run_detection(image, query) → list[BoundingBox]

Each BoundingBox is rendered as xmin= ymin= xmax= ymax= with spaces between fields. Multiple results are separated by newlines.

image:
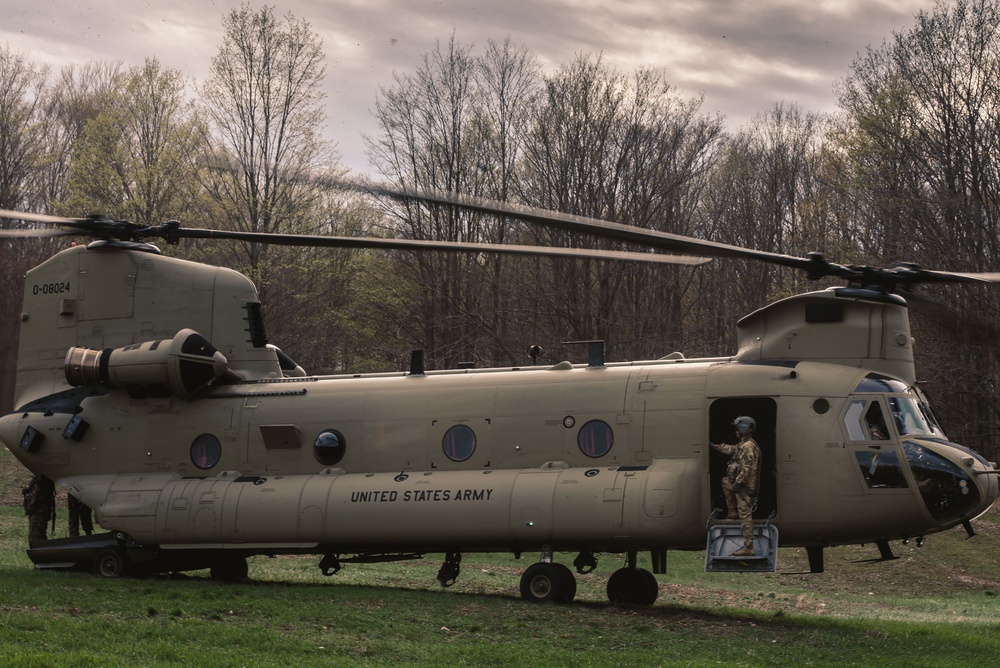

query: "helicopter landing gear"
xmin=573 ymin=549 xmax=598 ymax=574
xmin=437 ymin=552 xmax=462 ymax=587
xmin=519 ymin=548 xmax=577 ymax=604
xmin=606 ymin=551 xmax=658 ymax=606
xmin=519 ymin=561 xmax=577 ymax=603
xmin=93 ymin=547 xmax=128 ymax=578
xmin=210 ymin=555 xmax=249 ymax=582
xmin=606 ymin=567 xmax=658 ymax=606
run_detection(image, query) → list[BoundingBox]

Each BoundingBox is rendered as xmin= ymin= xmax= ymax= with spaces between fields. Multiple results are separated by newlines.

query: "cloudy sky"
xmin=3 ymin=0 xmax=931 ymax=174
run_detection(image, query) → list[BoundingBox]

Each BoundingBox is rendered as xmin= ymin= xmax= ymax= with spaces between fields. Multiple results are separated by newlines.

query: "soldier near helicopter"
xmin=712 ymin=416 xmax=762 ymax=557
xmin=68 ymin=495 xmax=94 ymax=537
xmin=22 ymin=475 xmax=55 ymax=545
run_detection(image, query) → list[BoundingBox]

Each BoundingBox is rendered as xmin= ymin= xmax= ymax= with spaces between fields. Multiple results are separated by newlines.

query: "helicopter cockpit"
xmin=845 ymin=373 xmax=990 ymax=524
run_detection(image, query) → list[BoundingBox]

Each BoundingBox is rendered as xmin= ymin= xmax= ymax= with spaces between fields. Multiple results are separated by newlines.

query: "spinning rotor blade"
xmin=0 ymin=209 xmax=87 ymax=238
xmin=0 ymin=209 xmax=145 ymax=241
xmin=0 ymin=209 xmax=85 ymax=226
xmin=162 ymin=226 xmax=709 ymax=265
xmin=340 ymin=181 xmax=821 ymax=270
xmin=0 ymin=227 xmax=77 ymax=238
xmin=905 ymin=267 xmax=1000 ymax=284
xmin=340 ymin=181 xmax=1000 ymax=289
xmin=0 ymin=208 xmax=708 ymax=266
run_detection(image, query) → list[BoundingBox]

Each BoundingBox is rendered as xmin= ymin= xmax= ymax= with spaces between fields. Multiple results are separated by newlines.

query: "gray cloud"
xmin=2 ymin=0 xmax=929 ymax=173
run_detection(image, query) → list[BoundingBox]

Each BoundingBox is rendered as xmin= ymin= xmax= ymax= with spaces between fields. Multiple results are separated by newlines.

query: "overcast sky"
xmin=3 ymin=0 xmax=931 ymax=175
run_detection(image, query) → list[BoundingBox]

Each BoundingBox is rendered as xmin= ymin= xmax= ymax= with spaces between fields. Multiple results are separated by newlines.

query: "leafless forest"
xmin=3 ymin=1 xmax=1000 ymax=459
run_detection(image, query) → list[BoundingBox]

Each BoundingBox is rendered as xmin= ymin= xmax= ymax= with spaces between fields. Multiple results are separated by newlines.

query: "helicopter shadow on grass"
xmin=125 ymin=568 xmax=797 ymax=628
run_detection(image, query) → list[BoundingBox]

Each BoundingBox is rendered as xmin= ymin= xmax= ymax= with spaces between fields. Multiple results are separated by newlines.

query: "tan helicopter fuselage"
xmin=1 ymin=244 xmax=996 ymax=564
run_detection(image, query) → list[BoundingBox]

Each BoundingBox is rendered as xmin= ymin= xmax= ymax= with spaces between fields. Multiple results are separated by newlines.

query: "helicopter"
xmin=0 ymin=183 xmax=997 ymax=606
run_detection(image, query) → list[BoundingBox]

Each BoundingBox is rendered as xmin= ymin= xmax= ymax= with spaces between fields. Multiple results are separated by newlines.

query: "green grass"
xmin=1 ymin=447 xmax=999 ymax=666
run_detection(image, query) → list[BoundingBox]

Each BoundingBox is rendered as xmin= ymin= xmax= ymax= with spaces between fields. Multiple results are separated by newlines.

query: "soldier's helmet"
xmin=732 ymin=416 xmax=756 ymax=435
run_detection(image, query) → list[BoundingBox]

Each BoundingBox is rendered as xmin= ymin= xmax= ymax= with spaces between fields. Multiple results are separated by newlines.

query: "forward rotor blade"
xmin=167 ymin=228 xmax=710 ymax=265
xmin=0 ymin=227 xmax=77 ymax=238
xmin=0 ymin=209 xmax=86 ymax=226
xmin=0 ymin=209 xmax=98 ymax=239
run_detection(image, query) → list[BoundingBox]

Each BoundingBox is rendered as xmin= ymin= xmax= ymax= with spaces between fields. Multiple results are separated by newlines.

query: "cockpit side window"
xmin=844 ymin=399 xmax=890 ymax=441
xmin=845 ymin=400 xmax=867 ymax=441
xmin=865 ymin=402 xmax=889 ymax=440
xmin=854 ymin=448 xmax=909 ymax=488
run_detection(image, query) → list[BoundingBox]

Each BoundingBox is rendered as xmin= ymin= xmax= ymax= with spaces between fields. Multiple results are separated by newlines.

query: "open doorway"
xmin=709 ymin=397 xmax=778 ymax=520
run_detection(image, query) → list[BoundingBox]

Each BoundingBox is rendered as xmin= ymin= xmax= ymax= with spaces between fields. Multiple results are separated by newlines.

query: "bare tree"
xmin=517 ymin=55 xmax=722 ymax=361
xmin=696 ymin=106 xmax=842 ymax=359
xmin=368 ymin=35 xmax=542 ymax=369
xmin=38 ymin=60 xmax=124 ymax=215
xmin=62 ymin=58 xmax=201 ymax=224
xmin=837 ymin=0 xmax=1000 ymax=457
xmin=199 ymin=3 xmax=339 ymax=309
xmin=0 ymin=46 xmax=50 ymax=412
xmin=0 ymin=45 xmax=47 ymax=211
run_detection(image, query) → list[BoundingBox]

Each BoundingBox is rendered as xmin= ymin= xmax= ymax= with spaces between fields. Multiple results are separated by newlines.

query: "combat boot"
xmin=732 ymin=545 xmax=755 ymax=557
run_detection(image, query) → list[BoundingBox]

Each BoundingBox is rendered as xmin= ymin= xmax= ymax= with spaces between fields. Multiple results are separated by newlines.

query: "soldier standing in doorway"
xmin=22 ymin=475 xmax=55 ymax=545
xmin=711 ymin=416 xmax=762 ymax=557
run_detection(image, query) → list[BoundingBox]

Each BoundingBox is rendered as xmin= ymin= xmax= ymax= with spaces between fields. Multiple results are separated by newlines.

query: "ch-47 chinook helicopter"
xmin=1 ymin=183 xmax=998 ymax=607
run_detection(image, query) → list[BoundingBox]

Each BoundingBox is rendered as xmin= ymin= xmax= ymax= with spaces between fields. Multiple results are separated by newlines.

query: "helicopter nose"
xmin=903 ymin=439 xmax=998 ymax=525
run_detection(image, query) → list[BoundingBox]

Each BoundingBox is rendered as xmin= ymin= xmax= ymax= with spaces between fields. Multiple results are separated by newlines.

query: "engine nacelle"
xmin=64 ymin=329 xmax=228 ymax=399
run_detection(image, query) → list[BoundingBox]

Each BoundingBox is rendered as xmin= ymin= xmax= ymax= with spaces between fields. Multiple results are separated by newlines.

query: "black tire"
xmin=636 ymin=568 xmax=659 ymax=606
xmin=551 ymin=562 xmax=578 ymax=603
xmin=520 ymin=562 xmax=574 ymax=603
xmin=607 ymin=567 xmax=658 ymax=606
xmin=93 ymin=548 xmax=127 ymax=578
xmin=210 ymin=556 xmax=249 ymax=582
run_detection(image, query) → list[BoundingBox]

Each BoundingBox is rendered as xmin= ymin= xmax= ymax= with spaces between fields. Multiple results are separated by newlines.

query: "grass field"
xmin=1 ymin=446 xmax=999 ymax=666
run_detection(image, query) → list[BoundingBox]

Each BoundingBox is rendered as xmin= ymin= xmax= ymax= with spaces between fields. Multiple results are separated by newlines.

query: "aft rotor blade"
xmin=912 ymin=269 xmax=1000 ymax=284
xmin=166 ymin=228 xmax=710 ymax=265
xmin=342 ymin=181 xmax=819 ymax=271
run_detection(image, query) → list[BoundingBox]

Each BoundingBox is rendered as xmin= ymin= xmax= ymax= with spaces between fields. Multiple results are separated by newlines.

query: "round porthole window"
xmin=443 ymin=424 xmax=477 ymax=462
xmin=190 ymin=433 xmax=222 ymax=469
xmin=314 ymin=430 xmax=346 ymax=466
xmin=577 ymin=420 xmax=614 ymax=458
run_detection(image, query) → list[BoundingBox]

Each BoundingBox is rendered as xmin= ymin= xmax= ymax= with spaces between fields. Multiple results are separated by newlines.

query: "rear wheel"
xmin=93 ymin=548 xmax=127 ymax=578
xmin=606 ymin=567 xmax=658 ymax=606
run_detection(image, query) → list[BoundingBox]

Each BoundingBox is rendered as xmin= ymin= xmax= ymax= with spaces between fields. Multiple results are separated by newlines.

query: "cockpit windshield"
xmin=854 ymin=374 xmax=909 ymax=393
xmin=851 ymin=374 xmax=944 ymax=439
xmin=903 ymin=441 xmax=980 ymax=521
xmin=887 ymin=396 xmax=932 ymax=436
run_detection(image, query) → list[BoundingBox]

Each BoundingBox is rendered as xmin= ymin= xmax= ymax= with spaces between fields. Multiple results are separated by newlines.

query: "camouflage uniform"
xmin=22 ymin=475 xmax=55 ymax=545
xmin=68 ymin=495 xmax=94 ymax=537
xmin=713 ymin=435 xmax=761 ymax=552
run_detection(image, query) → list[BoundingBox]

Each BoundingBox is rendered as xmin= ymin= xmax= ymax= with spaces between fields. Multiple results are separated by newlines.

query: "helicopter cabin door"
xmin=708 ymin=397 xmax=778 ymax=520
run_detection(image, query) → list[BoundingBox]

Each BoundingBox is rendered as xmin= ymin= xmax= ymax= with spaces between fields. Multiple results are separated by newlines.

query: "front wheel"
xmin=520 ymin=562 xmax=576 ymax=603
